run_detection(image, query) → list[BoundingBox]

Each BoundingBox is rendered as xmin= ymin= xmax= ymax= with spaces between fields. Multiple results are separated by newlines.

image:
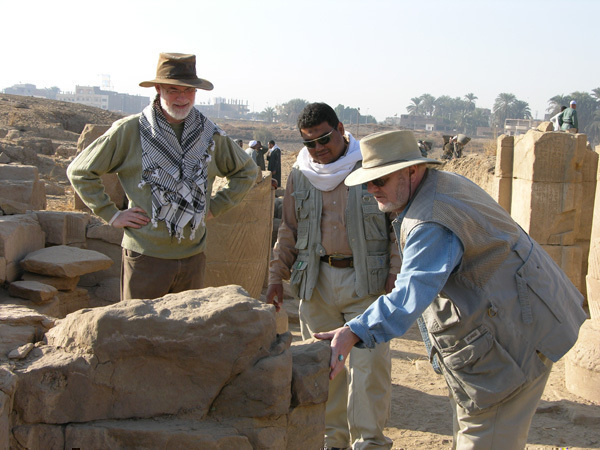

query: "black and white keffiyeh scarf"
xmin=139 ymin=97 xmax=223 ymax=241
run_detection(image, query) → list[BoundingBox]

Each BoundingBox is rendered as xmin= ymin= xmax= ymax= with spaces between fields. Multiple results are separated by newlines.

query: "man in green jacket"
xmin=68 ymin=53 xmax=257 ymax=301
xmin=561 ymin=100 xmax=579 ymax=132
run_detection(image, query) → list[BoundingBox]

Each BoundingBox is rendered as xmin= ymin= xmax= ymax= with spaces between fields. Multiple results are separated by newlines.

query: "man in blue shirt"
xmin=316 ymin=130 xmax=587 ymax=449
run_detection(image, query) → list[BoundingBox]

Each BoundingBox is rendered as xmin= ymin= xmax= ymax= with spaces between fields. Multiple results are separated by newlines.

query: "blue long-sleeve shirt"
xmin=347 ymin=219 xmax=464 ymax=348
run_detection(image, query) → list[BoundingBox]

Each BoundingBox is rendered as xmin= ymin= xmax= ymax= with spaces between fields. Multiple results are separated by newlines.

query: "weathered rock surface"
xmin=20 ymin=245 xmax=113 ymax=278
xmin=8 ymin=281 xmax=57 ymax=304
xmin=5 ymin=285 xmax=329 ymax=448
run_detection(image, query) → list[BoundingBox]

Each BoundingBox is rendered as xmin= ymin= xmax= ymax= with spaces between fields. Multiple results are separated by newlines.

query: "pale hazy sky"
xmin=2 ymin=0 xmax=598 ymax=121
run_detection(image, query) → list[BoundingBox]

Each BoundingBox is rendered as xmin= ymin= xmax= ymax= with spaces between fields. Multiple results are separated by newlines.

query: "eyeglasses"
xmin=302 ymin=129 xmax=335 ymax=149
xmin=162 ymin=87 xmax=196 ymax=96
xmin=370 ymin=176 xmax=390 ymax=188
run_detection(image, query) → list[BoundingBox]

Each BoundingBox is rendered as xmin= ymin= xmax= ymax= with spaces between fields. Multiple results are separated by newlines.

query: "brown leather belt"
xmin=320 ymin=255 xmax=354 ymax=268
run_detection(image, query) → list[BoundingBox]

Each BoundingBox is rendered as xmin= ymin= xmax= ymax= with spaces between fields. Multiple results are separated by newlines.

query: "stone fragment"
xmin=541 ymin=245 xmax=583 ymax=291
xmin=0 ymin=367 xmax=17 ymax=449
xmin=0 ymin=164 xmax=39 ymax=181
xmin=494 ymin=134 xmax=514 ymax=178
xmin=0 ymin=180 xmax=45 ymax=211
xmin=20 ymin=245 xmax=113 ymax=278
xmin=64 ymin=420 xmax=252 ymax=449
xmin=11 ymin=424 xmax=64 ymax=449
xmin=290 ymin=339 xmax=330 ymax=407
xmin=205 ymin=174 xmax=274 ymax=299
xmin=57 ymin=287 xmax=90 ymax=318
xmin=536 ymin=121 xmax=554 ymax=132
xmin=511 ymin=178 xmax=581 ymax=246
xmin=0 ymin=153 xmax=9 ymax=164
xmin=286 ymin=403 xmax=327 ymax=450
xmin=0 ymin=198 xmax=28 ymax=215
xmin=8 ymin=343 xmax=34 ymax=360
xmin=0 ymin=214 xmax=45 ymax=281
xmin=79 ymin=239 xmax=121 ymax=286
xmin=14 ymin=286 xmax=277 ymax=424
xmin=86 ymin=220 xmax=123 ymax=245
xmin=8 ymin=280 xmax=58 ymax=304
xmin=34 ymin=211 xmax=89 ymax=245
xmin=512 ymin=131 xmax=586 ymax=183
xmin=209 ymin=333 xmax=292 ymax=419
xmin=21 ymin=272 xmax=80 ymax=291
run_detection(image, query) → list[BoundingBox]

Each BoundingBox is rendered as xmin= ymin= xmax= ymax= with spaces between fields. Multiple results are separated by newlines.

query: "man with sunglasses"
xmin=315 ymin=130 xmax=586 ymax=449
xmin=68 ymin=53 xmax=257 ymax=301
xmin=267 ymin=103 xmax=400 ymax=449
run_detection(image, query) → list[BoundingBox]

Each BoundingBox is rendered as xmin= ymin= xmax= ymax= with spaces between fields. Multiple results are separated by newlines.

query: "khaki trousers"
xmin=300 ymin=262 xmax=392 ymax=450
xmin=451 ymin=356 xmax=552 ymax=450
xmin=120 ymin=249 xmax=206 ymax=301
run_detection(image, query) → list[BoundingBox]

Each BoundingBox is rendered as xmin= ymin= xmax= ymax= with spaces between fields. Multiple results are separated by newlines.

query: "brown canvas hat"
xmin=139 ymin=53 xmax=214 ymax=90
xmin=345 ymin=130 xmax=441 ymax=186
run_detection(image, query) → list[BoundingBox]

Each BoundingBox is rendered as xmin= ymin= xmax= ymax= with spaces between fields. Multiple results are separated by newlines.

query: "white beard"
xmin=160 ymin=96 xmax=193 ymax=121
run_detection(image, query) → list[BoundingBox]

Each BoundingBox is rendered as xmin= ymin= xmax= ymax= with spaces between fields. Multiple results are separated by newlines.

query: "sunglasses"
xmin=302 ymin=129 xmax=335 ymax=149
xmin=370 ymin=175 xmax=390 ymax=188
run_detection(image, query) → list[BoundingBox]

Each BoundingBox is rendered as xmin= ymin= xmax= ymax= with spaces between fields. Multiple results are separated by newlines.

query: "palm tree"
xmin=591 ymin=87 xmax=600 ymax=102
xmin=420 ymin=93 xmax=436 ymax=117
xmin=261 ymin=106 xmax=276 ymax=123
xmin=547 ymin=94 xmax=570 ymax=116
xmin=406 ymin=97 xmax=422 ymax=115
xmin=511 ymin=100 xmax=532 ymax=120
xmin=464 ymin=93 xmax=478 ymax=111
xmin=492 ymin=93 xmax=516 ymax=128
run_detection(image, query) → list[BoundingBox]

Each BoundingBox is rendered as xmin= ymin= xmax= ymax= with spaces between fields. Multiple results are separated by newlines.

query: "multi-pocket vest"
xmin=398 ymin=169 xmax=587 ymax=414
xmin=289 ymin=168 xmax=391 ymax=300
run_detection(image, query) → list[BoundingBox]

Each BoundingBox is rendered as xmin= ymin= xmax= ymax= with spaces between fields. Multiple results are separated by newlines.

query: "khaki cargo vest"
xmin=289 ymin=167 xmax=390 ymax=300
xmin=398 ymin=169 xmax=587 ymax=414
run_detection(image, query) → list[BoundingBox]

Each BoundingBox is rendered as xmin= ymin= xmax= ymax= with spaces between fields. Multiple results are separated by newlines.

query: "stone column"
xmin=565 ymin=145 xmax=600 ymax=403
xmin=493 ymin=134 xmax=514 ymax=213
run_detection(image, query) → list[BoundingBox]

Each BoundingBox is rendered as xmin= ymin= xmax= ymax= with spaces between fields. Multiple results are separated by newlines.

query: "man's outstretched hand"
xmin=314 ymin=326 xmax=360 ymax=380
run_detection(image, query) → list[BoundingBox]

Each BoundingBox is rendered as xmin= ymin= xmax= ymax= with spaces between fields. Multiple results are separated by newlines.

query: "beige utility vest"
xmin=398 ymin=169 xmax=587 ymax=414
xmin=289 ymin=168 xmax=390 ymax=300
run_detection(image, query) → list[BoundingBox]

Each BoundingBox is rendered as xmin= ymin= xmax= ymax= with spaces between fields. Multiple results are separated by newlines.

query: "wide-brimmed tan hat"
xmin=345 ymin=130 xmax=441 ymax=186
xmin=139 ymin=53 xmax=214 ymax=90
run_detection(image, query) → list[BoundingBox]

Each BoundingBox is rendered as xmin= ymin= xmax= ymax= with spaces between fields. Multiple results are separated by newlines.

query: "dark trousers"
xmin=120 ymin=249 xmax=206 ymax=301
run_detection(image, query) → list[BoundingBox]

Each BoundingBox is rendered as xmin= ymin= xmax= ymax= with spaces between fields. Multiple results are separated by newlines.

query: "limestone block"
xmin=20 ymin=245 xmax=113 ymax=278
xmin=290 ymin=339 xmax=331 ymax=407
xmin=275 ymin=308 xmax=288 ymax=334
xmin=64 ymin=420 xmax=252 ymax=449
xmin=495 ymin=134 xmax=514 ymax=178
xmin=0 ymin=164 xmax=39 ymax=181
xmin=0 ymin=180 xmax=46 ymax=211
xmin=86 ymin=220 xmax=123 ymax=245
xmin=575 ymin=240 xmax=590 ymax=301
xmin=0 ymin=197 xmax=29 ymax=215
xmin=579 ymin=181 xmax=597 ymax=241
xmin=57 ymin=287 xmax=90 ymax=318
xmin=34 ymin=211 xmax=89 ymax=245
xmin=209 ymin=333 xmax=292 ymax=418
xmin=0 ymin=214 xmax=45 ymax=264
xmin=565 ymin=320 xmax=600 ymax=403
xmin=77 ymin=124 xmax=111 ymax=153
xmin=582 ymin=146 xmax=599 ymax=183
xmin=78 ymin=239 xmax=121 ymax=286
xmin=541 ymin=245 xmax=582 ymax=291
xmin=0 ymin=153 xmax=9 ymax=164
xmin=91 ymin=277 xmax=120 ymax=305
xmin=513 ymin=131 xmax=586 ymax=183
xmin=511 ymin=178 xmax=581 ymax=245
xmin=286 ymin=403 xmax=327 ymax=450
xmin=493 ymin=176 xmax=512 ymax=214
xmin=8 ymin=280 xmax=58 ymax=304
xmin=11 ymin=137 xmax=54 ymax=155
xmin=586 ymin=237 xmax=600 ymax=280
xmin=5 ymin=261 xmax=20 ymax=283
xmin=14 ymin=286 xmax=277 ymax=424
xmin=0 ymin=143 xmax=38 ymax=166
xmin=218 ymin=416 xmax=287 ymax=449
xmin=0 ymin=368 xmax=16 ymax=450
xmin=536 ymin=121 xmax=553 ymax=132
xmin=205 ymin=175 xmax=274 ymax=299
xmin=0 ymin=257 xmax=4 ymax=282
xmin=21 ymin=272 xmax=80 ymax=291
xmin=55 ymin=144 xmax=77 ymax=158
xmin=585 ymin=275 xmax=600 ymax=320
xmin=12 ymin=424 xmax=64 ymax=449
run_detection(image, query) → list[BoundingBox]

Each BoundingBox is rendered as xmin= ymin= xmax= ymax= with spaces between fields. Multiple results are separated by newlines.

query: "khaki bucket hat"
xmin=345 ymin=130 xmax=441 ymax=186
xmin=139 ymin=53 xmax=214 ymax=91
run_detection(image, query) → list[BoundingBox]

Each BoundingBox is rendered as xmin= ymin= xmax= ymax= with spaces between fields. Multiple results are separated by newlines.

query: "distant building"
xmin=4 ymin=83 xmax=60 ymax=99
xmin=56 ymin=86 xmax=150 ymax=115
xmin=195 ymin=97 xmax=249 ymax=119
xmin=385 ymin=114 xmax=455 ymax=133
xmin=503 ymin=118 xmax=542 ymax=136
